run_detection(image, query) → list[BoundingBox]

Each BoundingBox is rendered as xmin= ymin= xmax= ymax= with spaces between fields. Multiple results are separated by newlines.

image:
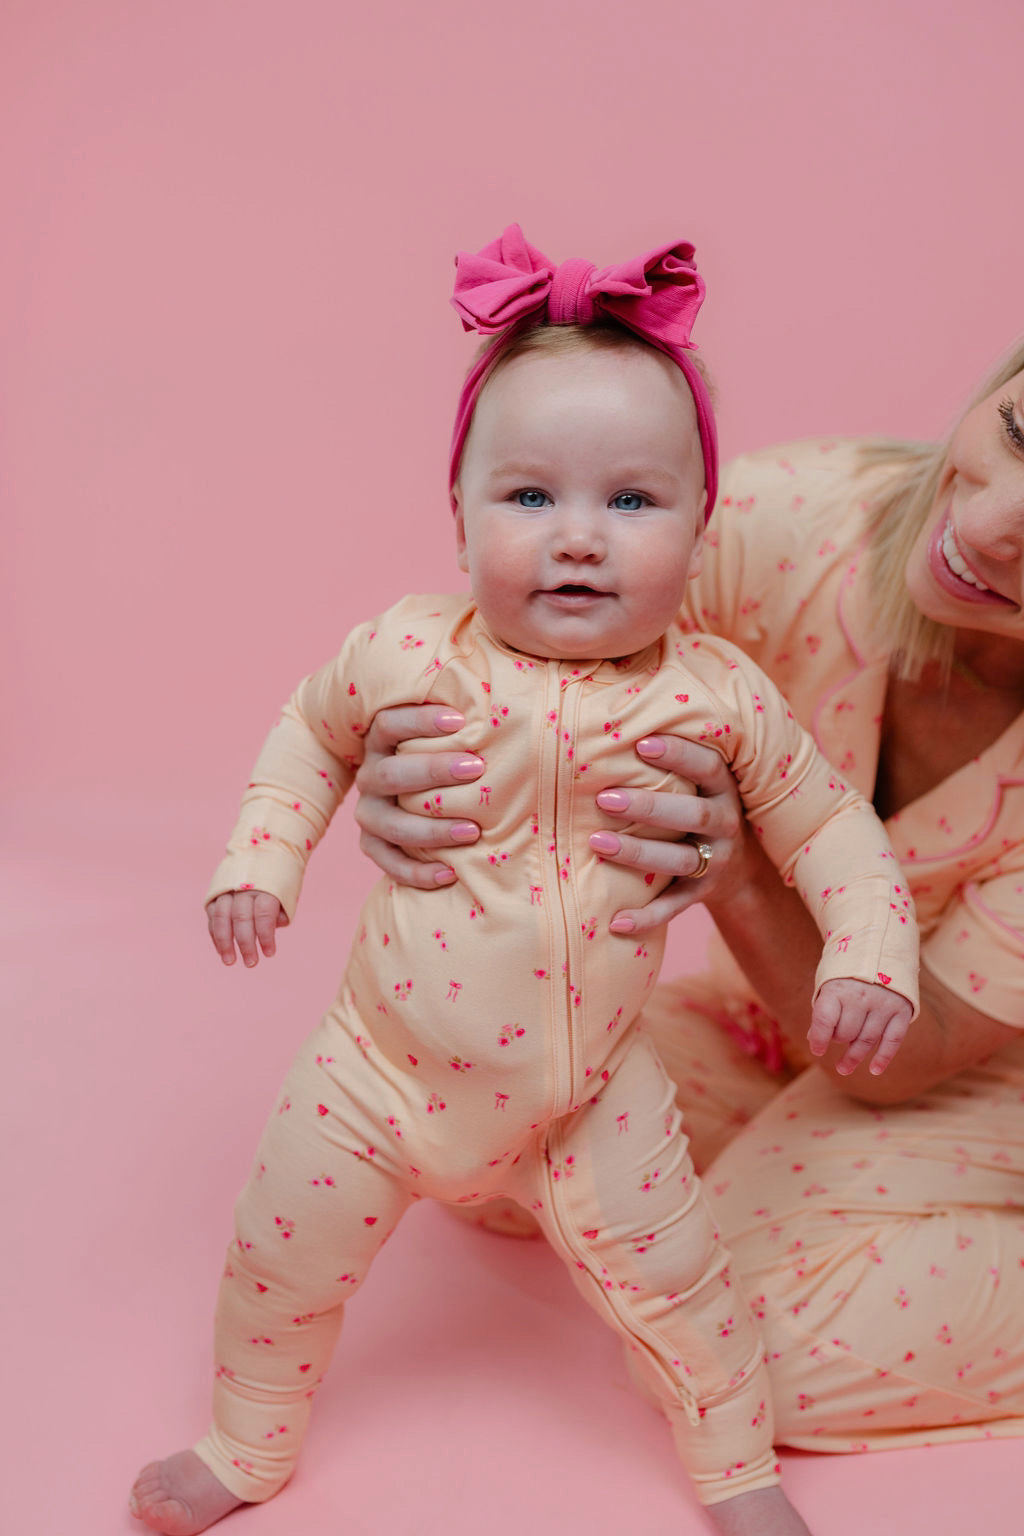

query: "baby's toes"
xmin=128 ymin=1450 xmax=241 ymax=1535
xmin=129 ymin=1472 xmax=191 ymax=1533
xmin=130 ymin=1461 xmax=168 ymax=1510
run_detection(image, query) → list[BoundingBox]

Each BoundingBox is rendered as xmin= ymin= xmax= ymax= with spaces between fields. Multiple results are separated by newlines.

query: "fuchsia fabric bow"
xmin=448 ymin=224 xmax=717 ymax=518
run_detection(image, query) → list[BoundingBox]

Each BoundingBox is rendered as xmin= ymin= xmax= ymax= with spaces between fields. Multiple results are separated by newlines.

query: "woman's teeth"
xmin=942 ymin=521 xmax=989 ymax=591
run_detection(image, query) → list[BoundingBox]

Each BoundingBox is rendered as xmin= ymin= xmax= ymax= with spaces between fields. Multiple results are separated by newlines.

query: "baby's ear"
xmin=687 ymin=496 xmax=707 ymax=579
xmin=453 ymin=493 xmax=470 ymax=573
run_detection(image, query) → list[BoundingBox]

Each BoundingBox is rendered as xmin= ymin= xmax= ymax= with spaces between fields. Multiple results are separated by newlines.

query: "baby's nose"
xmin=554 ymin=510 xmax=607 ymax=559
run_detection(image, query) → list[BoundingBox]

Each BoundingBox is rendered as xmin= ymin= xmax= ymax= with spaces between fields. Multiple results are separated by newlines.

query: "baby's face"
xmin=454 ymin=345 xmax=707 ymax=661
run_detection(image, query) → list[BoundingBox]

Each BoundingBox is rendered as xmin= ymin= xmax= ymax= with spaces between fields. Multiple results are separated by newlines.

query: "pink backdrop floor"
xmin=5 ymin=792 xmax=1020 ymax=1535
xmin=5 ymin=3 xmax=1023 ymax=1530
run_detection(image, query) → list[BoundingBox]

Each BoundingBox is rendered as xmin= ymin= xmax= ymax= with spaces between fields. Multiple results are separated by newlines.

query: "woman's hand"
xmin=589 ymin=735 xmax=752 ymax=935
xmin=354 ymin=705 xmax=485 ymax=889
xmin=353 ymin=714 xmax=753 ymax=929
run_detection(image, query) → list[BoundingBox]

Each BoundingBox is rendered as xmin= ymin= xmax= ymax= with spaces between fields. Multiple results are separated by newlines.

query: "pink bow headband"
xmin=448 ymin=224 xmax=718 ymax=519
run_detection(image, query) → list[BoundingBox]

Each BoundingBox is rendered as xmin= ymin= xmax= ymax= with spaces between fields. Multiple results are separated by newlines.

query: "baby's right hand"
xmin=206 ymin=889 xmax=288 ymax=967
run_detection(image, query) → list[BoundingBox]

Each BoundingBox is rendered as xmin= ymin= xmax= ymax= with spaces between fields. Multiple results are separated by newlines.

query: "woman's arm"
xmin=595 ymin=735 xmax=1020 ymax=1105
xmin=835 ymin=964 xmax=1019 ymax=1104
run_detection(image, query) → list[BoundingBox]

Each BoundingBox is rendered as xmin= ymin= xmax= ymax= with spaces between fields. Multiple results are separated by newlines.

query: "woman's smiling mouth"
xmin=941 ymin=520 xmax=989 ymax=590
xmin=928 ymin=514 xmax=1017 ymax=607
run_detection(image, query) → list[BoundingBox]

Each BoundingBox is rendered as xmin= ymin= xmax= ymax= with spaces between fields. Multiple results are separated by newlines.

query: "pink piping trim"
xmin=961 ymin=879 xmax=1024 ymax=944
xmin=808 ymin=544 xmax=878 ymax=756
xmin=803 ymin=546 xmax=1024 ymax=864
xmin=902 ymin=776 xmax=1024 ymax=866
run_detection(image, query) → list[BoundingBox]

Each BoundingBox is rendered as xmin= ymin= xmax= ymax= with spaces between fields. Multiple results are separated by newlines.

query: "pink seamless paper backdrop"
xmin=2 ymin=2 xmax=1022 ymax=1532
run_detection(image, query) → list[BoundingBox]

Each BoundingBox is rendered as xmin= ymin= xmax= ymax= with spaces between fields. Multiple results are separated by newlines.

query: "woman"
xmin=351 ymin=342 xmax=1024 ymax=1452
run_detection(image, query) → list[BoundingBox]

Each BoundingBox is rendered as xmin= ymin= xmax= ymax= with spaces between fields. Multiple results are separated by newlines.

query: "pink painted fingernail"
xmin=609 ymin=917 xmax=635 ymax=934
xmin=450 ymin=822 xmax=479 ymax=843
xmin=451 ymin=755 xmax=484 ymax=779
xmin=590 ymin=831 xmax=621 ymax=855
xmin=434 ymin=867 xmax=456 ymax=885
xmin=434 ymin=710 xmax=465 ymax=730
xmin=637 ymin=737 xmax=665 ymax=758
xmin=596 ymin=789 xmax=630 ymax=812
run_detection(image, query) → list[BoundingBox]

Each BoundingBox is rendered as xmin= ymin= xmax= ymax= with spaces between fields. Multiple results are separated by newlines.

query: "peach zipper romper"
xmin=197 ymin=592 xmax=917 ymax=1508
xmin=643 ymin=437 xmax=1024 ymax=1454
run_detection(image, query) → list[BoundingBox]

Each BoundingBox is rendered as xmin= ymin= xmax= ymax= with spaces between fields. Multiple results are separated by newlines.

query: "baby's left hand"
xmin=807 ymin=978 xmax=913 ymax=1077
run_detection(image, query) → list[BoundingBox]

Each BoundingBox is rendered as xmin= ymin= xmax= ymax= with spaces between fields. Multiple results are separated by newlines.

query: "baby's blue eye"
xmin=515 ymin=489 xmax=550 ymax=508
xmin=611 ymin=492 xmax=647 ymax=511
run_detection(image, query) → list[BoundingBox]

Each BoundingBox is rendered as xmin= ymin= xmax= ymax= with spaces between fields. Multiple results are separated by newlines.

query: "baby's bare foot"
xmin=129 ymin=1450 xmax=246 ymax=1535
xmin=706 ymin=1485 xmax=813 ymax=1536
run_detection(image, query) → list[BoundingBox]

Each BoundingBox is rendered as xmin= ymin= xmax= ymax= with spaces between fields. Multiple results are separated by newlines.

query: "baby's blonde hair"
xmin=469 ymin=318 xmax=716 ymax=409
xmin=860 ymin=338 xmax=1024 ymax=680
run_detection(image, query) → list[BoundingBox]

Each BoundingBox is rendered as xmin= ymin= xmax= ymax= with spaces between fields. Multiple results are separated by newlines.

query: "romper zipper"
xmin=549 ymin=667 xmax=589 ymax=1115
xmin=543 ymin=1116 xmax=702 ymax=1427
xmin=539 ymin=666 xmax=575 ymax=1115
xmin=542 ymin=666 xmax=701 ymax=1427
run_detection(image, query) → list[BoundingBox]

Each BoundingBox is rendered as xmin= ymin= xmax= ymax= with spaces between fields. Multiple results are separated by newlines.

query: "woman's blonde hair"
xmin=861 ymin=338 xmax=1024 ymax=679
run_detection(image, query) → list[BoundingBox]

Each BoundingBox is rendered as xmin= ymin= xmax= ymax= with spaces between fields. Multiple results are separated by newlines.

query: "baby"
xmin=130 ymin=227 xmax=917 ymax=1536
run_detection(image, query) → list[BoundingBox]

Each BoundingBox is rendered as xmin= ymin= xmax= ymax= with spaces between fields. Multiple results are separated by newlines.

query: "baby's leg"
xmin=131 ymin=1012 xmax=414 ymax=1533
xmin=514 ymin=1032 xmax=805 ymax=1525
xmin=640 ymin=972 xmax=791 ymax=1173
xmin=448 ymin=974 xmax=789 ymax=1245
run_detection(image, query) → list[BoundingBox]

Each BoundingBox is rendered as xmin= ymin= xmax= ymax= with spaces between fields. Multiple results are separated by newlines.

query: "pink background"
xmin=3 ymin=2 xmax=1022 ymax=1532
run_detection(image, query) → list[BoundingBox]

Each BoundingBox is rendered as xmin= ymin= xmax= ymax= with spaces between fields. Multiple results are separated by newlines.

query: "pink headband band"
xmin=448 ymin=224 xmax=718 ymax=519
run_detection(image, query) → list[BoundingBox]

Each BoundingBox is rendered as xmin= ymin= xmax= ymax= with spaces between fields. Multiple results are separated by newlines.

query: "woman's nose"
xmin=957 ymin=482 xmax=1024 ymax=566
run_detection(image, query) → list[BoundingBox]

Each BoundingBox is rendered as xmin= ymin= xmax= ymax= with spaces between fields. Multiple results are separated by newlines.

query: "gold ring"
xmin=689 ymin=839 xmax=714 ymax=879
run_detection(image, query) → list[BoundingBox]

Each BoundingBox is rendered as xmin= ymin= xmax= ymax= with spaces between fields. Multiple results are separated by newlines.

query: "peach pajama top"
xmin=199 ymin=592 xmax=916 ymax=1506
xmin=643 ymin=437 xmax=1024 ymax=1455
xmin=682 ymin=438 xmax=1024 ymax=1022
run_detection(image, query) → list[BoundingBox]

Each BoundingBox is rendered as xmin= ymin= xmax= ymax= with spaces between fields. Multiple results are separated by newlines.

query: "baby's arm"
xmin=205 ymin=598 xmax=450 ymax=953
xmin=696 ymin=640 xmax=920 ymax=1031
xmin=207 ymin=888 xmax=287 ymax=967
xmin=205 ymin=619 xmax=386 ymax=941
xmin=808 ymin=977 xmax=913 ymax=1076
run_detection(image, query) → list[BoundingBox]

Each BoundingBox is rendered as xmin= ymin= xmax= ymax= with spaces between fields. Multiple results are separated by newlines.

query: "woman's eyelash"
xmin=998 ymin=397 xmax=1024 ymax=453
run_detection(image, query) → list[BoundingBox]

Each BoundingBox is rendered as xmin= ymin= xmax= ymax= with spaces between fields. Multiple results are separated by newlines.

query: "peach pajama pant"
xmin=646 ymin=974 xmax=1024 ymax=1453
xmin=194 ymin=993 xmax=778 ymax=1507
